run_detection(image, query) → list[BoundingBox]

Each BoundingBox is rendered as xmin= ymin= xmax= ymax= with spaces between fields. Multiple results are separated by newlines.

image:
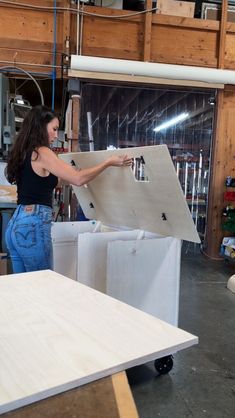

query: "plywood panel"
xmin=0 ymin=1 xmax=68 ymax=76
xmin=143 ymin=0 xmax=152 ymax=61
xmin=218 ymin=0 xmax=228 ymax=69
xmin=77 ymin=230 xmax=142 ymax=292
xmin=79 ymin=9 xmax=222 ymax=68
xmin=0 ymin=270 xmax=198 ymax=414
xmin=0 ymin=186 xmax=17 ymax=203
xmin=107 ymin=237 xmax=181 ymax=325
xmin=0 ymin=10 xmax=53 ymax=47
xmin=151 ymin=24 xmax=218 ymax=67
xmin=225 ymin=32 xmax=235 ymax=68
xmin=2 ymin=2 xmax=235 ymax=75
xmin=81 ymin=15 xmax=143 ymax=60
xmin=52 ymin=220 xmax=98 ymax=241
xmin=59 ymin=145 xmax=200 ymax=243
xmin=0 ymin=49 xmax=56 ymax=74
xmin=152 ymin=13 xmax=220 ymax=30
xmin=52 ymin=221 xmax=99 ymax=281
xmin=0 ymin=7 xmax=64 ymax=52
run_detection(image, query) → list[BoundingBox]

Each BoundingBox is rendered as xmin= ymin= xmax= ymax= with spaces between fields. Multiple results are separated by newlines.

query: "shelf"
xmin=168 ymin=144 xmax=210 ymax=151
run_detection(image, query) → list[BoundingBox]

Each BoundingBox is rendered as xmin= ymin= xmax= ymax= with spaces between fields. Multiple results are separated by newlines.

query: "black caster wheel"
xmin=154 ymin=355 xmax=173 ymax=375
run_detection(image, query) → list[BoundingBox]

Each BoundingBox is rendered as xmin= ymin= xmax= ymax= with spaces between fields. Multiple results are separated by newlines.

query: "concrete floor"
xmin=127 ymin=251 xmax=235 ymax=418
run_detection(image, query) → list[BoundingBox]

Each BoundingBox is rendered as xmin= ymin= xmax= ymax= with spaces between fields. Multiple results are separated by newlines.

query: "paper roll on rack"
xmin=70 ymin=55 xmax=235 ymax=85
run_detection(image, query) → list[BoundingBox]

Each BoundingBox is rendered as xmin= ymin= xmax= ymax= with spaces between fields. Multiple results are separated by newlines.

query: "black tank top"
xmin=17 ymin=152 xmax=58 ymax=207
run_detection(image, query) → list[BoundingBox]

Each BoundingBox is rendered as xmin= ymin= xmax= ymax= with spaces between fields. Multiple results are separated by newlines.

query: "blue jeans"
xmin=5 ymin=204 xmax=53 ymax=274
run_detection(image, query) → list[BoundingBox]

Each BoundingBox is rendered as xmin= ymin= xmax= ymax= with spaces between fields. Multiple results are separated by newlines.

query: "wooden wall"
xmin=0 ymin=0 xmax=234 ymax=257
xmin=0 ymin=0 xmax=71 ymax=76
xmin=79 ymin=6 xmax=235 ymax=70
xmin=1 ymin=2 xmax=235 ymax=75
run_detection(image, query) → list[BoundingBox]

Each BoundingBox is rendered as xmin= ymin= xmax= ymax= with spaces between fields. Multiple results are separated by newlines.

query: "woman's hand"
xmin=106 ymin=154 xmax=133 ymax=167
xmin=37 ymin=147 xmax=133 ymax=187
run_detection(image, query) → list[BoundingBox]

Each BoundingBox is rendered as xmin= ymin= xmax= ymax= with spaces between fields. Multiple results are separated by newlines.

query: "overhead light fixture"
xmin=70 ymin=55 xmax=235 ymax=85
xmin=153 ymin=112 xmax=189 ymax=132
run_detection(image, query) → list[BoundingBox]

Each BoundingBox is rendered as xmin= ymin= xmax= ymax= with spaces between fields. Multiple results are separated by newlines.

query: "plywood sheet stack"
xmin=156 ymin=0 xmax=195 ymax=18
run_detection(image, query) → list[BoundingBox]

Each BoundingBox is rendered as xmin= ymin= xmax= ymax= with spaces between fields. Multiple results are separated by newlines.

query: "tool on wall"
xmin=0 ymin=74 xmax=32 ymax=159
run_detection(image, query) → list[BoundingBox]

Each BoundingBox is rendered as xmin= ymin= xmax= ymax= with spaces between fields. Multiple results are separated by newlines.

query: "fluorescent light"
xmin=153 ymin=112 xmax=189 ymax=132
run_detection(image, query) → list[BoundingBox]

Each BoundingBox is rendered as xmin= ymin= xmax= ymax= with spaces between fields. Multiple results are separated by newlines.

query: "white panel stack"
xmin=52 ymin=220 xmax=99 ymax=280
xmin=77 ymin=229 xmax=143 ymax=292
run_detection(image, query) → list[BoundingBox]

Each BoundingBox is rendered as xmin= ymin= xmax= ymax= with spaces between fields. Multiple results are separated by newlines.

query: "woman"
xmin=5 ymin=105 xmax=132 ymax=274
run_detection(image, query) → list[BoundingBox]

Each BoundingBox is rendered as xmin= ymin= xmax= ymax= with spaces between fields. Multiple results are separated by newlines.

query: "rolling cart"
xmin=53 ymin=145 xmax=200 ymax=374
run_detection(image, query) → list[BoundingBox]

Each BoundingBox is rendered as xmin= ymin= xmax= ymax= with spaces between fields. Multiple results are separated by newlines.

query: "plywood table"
xmin=0 ymin=270 xmax=198 ymax=415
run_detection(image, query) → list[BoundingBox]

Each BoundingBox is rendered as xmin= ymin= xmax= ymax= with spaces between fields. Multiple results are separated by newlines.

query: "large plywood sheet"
xmin=0 ymin=270 xmax=198 ymax=414
xmin=52 ymin=221 xmax=99 ymax=280
xmin=59 ymin=145 xmax=200 ymax=243
xmin=0 ymin=185 xmax=17 ymax=203
xmin=51 ymin=220 xmax=99 ymax=242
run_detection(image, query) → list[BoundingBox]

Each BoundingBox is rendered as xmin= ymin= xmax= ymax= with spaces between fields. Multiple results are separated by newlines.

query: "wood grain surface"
xmin=0 ymin=270 xmax=197 ymax=414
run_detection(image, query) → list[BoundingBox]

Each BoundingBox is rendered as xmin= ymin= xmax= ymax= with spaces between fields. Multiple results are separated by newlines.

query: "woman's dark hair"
xmin=5 ymin=105 xmax=58 ymax=184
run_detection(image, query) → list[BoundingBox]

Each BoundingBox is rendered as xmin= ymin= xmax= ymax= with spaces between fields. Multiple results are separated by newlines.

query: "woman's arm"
xmin=36 ymin=147 xmax=132 ymax=186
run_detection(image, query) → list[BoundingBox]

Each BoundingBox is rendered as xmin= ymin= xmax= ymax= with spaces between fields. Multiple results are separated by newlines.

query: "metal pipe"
xmin=52 ymin=0 xmax=57 ymax=111
xmin=87 ymin=111 xmax=94 ymax=151
xmin=76 ymin=0 xmax=80 ymax=55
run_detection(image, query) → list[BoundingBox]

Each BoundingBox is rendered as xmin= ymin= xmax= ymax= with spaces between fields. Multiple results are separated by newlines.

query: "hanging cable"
xmin=0 ymin=0 xmax=158 ymax=19
xmin=0 ymin=66 xmax=44 ymax=105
